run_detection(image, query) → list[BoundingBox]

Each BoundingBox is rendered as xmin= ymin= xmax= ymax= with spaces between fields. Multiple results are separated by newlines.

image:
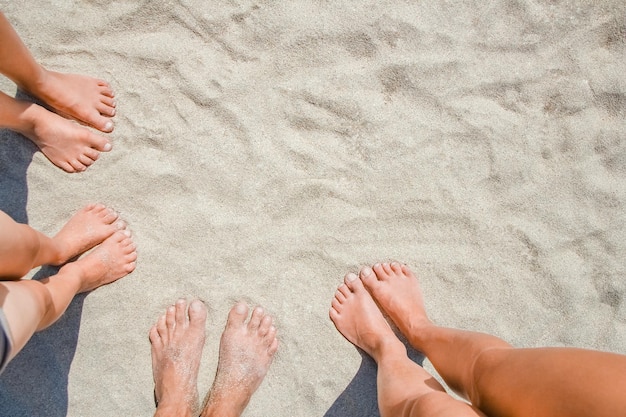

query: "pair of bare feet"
xmin=12 ymin=70 xmax=117 ymax=173
xmin=50 ymin=203 xmax=136 ymax=292
xmin=150 ymin=299 xmax=278 ymax=417
xmin=330 ymin=262 xmax=431 ymax=368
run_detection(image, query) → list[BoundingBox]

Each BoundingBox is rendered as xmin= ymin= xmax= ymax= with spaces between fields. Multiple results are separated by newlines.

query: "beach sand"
xmin=0 ymin=1 xmax=625 ymax=416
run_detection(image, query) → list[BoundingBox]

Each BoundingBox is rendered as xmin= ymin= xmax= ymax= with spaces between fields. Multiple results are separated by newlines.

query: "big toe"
xmin=345 ymin=270 xmax=366 ymax=293
xmin=88 ymin=111 xmax=114 ymax=133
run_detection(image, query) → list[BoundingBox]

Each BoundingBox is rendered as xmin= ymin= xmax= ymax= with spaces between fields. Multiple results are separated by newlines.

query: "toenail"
xmin=361 ymin=267 xmax=373 ymax=276
xmin=346 ymin=273 xmax=357 ymax=281
xmin=235 ymin=303 xmax=247 ymax=314
xmin=104 ymin=121 xmax=113 ymax=132
xmin=190 ymin=300 xmax=203 ymax=311
xmin=103 ymin=142 xmax=112 ymax=151
xmin=177 ymin=298 xmax=186 ymax=304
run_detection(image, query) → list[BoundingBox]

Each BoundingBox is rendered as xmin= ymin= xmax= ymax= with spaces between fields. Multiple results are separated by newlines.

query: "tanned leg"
xmin=0 ymin=229 xmax=136 ymax=362
xmin=151 ymin=299 xmax=207 ymax=417
xmin=330 ymin=272 xmax=484 ymax=417
xmin=0 ymin=205 xmax=124 ymax=279
xmin=361 ymin=262 xmax=626 ymax=417
xmin=200 ymin=302 xmax=278 ymax=417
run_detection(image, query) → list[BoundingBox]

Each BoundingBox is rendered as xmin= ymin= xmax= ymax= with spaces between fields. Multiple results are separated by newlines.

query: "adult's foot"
xmin=201 ymin=302 xmax=278 ymax=417
xmin=360 ymin=262 xmax=432 ymax=347
xmin=27 ymin=68 xmax=116 ymax=133
xmin=330 ymin=272 xmax=406 ymax=362
xmin=20 ymin=102 xmax=112 ymax=173
xmin=51 ymin=204 xmax=124 ymax=265
xmin=150 ymin=299 xmax=207 ymax=417
xmin=61 ymin=229 xmax=137 ymax=293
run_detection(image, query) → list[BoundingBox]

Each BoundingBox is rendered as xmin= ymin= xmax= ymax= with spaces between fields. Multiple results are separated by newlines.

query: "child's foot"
xmin=20 ymin=102 xmax=112 ymax=173
xmin=29 ymin=69 xmax=116 ymax=133
xmin=62 ymin=229 xmax=137 ymax=293
xmin=150 ymin=299 xmax=207 ymax=417
xmin=360 ymin=263 xmax=432 ymax=347
xmin=330 ymin=272 xmax=406 ymax=362
xmin=51 ymin=204 xmax=124 ymax=265
xmin=201 ymin=302 xmax=278 ymax=417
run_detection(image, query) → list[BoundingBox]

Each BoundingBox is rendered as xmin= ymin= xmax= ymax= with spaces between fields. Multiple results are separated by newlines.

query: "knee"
xmin=0 ymin=224 xmax=41 ymax=278
xmin=468 ymin=347 xmax=512 ymax=406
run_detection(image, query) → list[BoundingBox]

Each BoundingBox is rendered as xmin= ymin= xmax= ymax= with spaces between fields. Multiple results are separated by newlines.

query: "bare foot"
xmin=150 ymin=299 xmax=207 ymax=417
xmin=29 ymin=69 xmax=116 ymax=133
xmin=330 ymin=272 xmax=406 ymax=362
xmin=62 ymin=229 xmax=137 ymax=293
xmin=51 ymin=204 xmax=125 ymax=265
xmin=360 ymin=262 xmax=432 ymax=348
xmin=20 ymin=102 xmax=112 ymax=173
xmin=201 ymin=302 xmax=278 ymax=417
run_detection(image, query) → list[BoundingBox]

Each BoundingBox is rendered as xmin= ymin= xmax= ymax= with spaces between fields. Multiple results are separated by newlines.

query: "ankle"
xmin=21 ymin=65 xmax=49 ymax=98
xmin=406 ymin=320 xmax=437 ymax=352
xmin=155 ymin=401 xmax=193 ymax=417
xmin=200 ymin=391 xmax=247 ymax=417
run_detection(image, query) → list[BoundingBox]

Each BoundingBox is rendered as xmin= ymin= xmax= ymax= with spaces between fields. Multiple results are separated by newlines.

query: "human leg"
xmin=0 ymin=205 xmax=123 ymax=279
xmin=0 ymin=12 xmax=116 ymax=132
xmin=361 ymin=262 xmax=626 ymax=417
xmin=0 ymin=229 xmax=136 ymax=364
xmin=151 ymin=299 xmax=207 ymax=417
xmin=200 ymin=302 xmax=278 ymax=417
xmin=330 ymin=272 xmax=484 ymax=417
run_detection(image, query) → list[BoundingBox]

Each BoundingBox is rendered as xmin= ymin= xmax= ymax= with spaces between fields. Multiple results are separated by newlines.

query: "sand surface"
xmin=0 ymin=1 xmax=625 ymax=416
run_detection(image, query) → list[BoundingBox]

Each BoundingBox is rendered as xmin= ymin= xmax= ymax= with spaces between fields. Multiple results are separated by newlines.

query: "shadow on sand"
xmin=0 ymin=92 xmax=87 ymax=417
xmin=324 ymin=333 xmax=425 ymax=417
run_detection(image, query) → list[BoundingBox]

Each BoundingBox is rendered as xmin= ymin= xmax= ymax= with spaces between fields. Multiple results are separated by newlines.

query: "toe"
xmin=268 ymin=333 xmax=279 ymax=355
xmin=259 ymin=315 xmax=273 ymax=336
xmin=337 ymin=283 xmax=350 ymax=299
xmin=149 ymin=325 xmax=162 ymax=347
xmin=188 ymin=300 xmax=207 ymax=328
xmin=390 ymin=261 xmax=403 ymax=274
xmin=69 ymin=158 xmax=87 ymax=172
xmin=360 ymin=266 xmax=377 ymax=288
xmin=330 ymin=298 xmax=342 ymax=313
xmin=372 ymin=263 xmax=388 ymax=280
xmin=344 ymin=272 xmax=365 ymax=293
xmin=248 ymin=306 xmax=264 ymax=330
xmin=165 ymin=305 xmax=176 ymax=337
xmin=78 ymin=154 xmax=95 ymax=167
xmin=334 ymin=288 xmax=346 ymax=302
xmin=156 ymin=314 xmax=168 ymax=344
xmin=401 ymin=264 xmax=416 ymax=280
xmin=382 ymin=263 xmax=393 ymax=275
xmin=175 ymin=299 xmax=188 ymax=327
xmin=226 ymin=302 xmax=249 ymax=329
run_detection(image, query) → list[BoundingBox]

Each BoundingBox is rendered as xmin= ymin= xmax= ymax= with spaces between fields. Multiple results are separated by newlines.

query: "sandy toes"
xmin=330 ymin=272 xmax=405 ymax=362
xmin=150 ymin=299 xmax=207 ymax=416
xmin=360 ymin=262 xmax=432 ymax=344
xmin=33 ymin=69 xmax=116 ymax=133
xmin=51 ymin=204 xmax=124 ymax=265
xmin=201 ymin=302 xmax=278 ymax=417
xmin=66 ymin=229 xmax=137 ymax=293
xmin=21 ymin=102 xmax=113 ymax=173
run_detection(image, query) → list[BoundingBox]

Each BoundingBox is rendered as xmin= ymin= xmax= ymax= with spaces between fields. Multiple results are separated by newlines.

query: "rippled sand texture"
xmin=0 ymin=1 xmax=624 ymax=416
